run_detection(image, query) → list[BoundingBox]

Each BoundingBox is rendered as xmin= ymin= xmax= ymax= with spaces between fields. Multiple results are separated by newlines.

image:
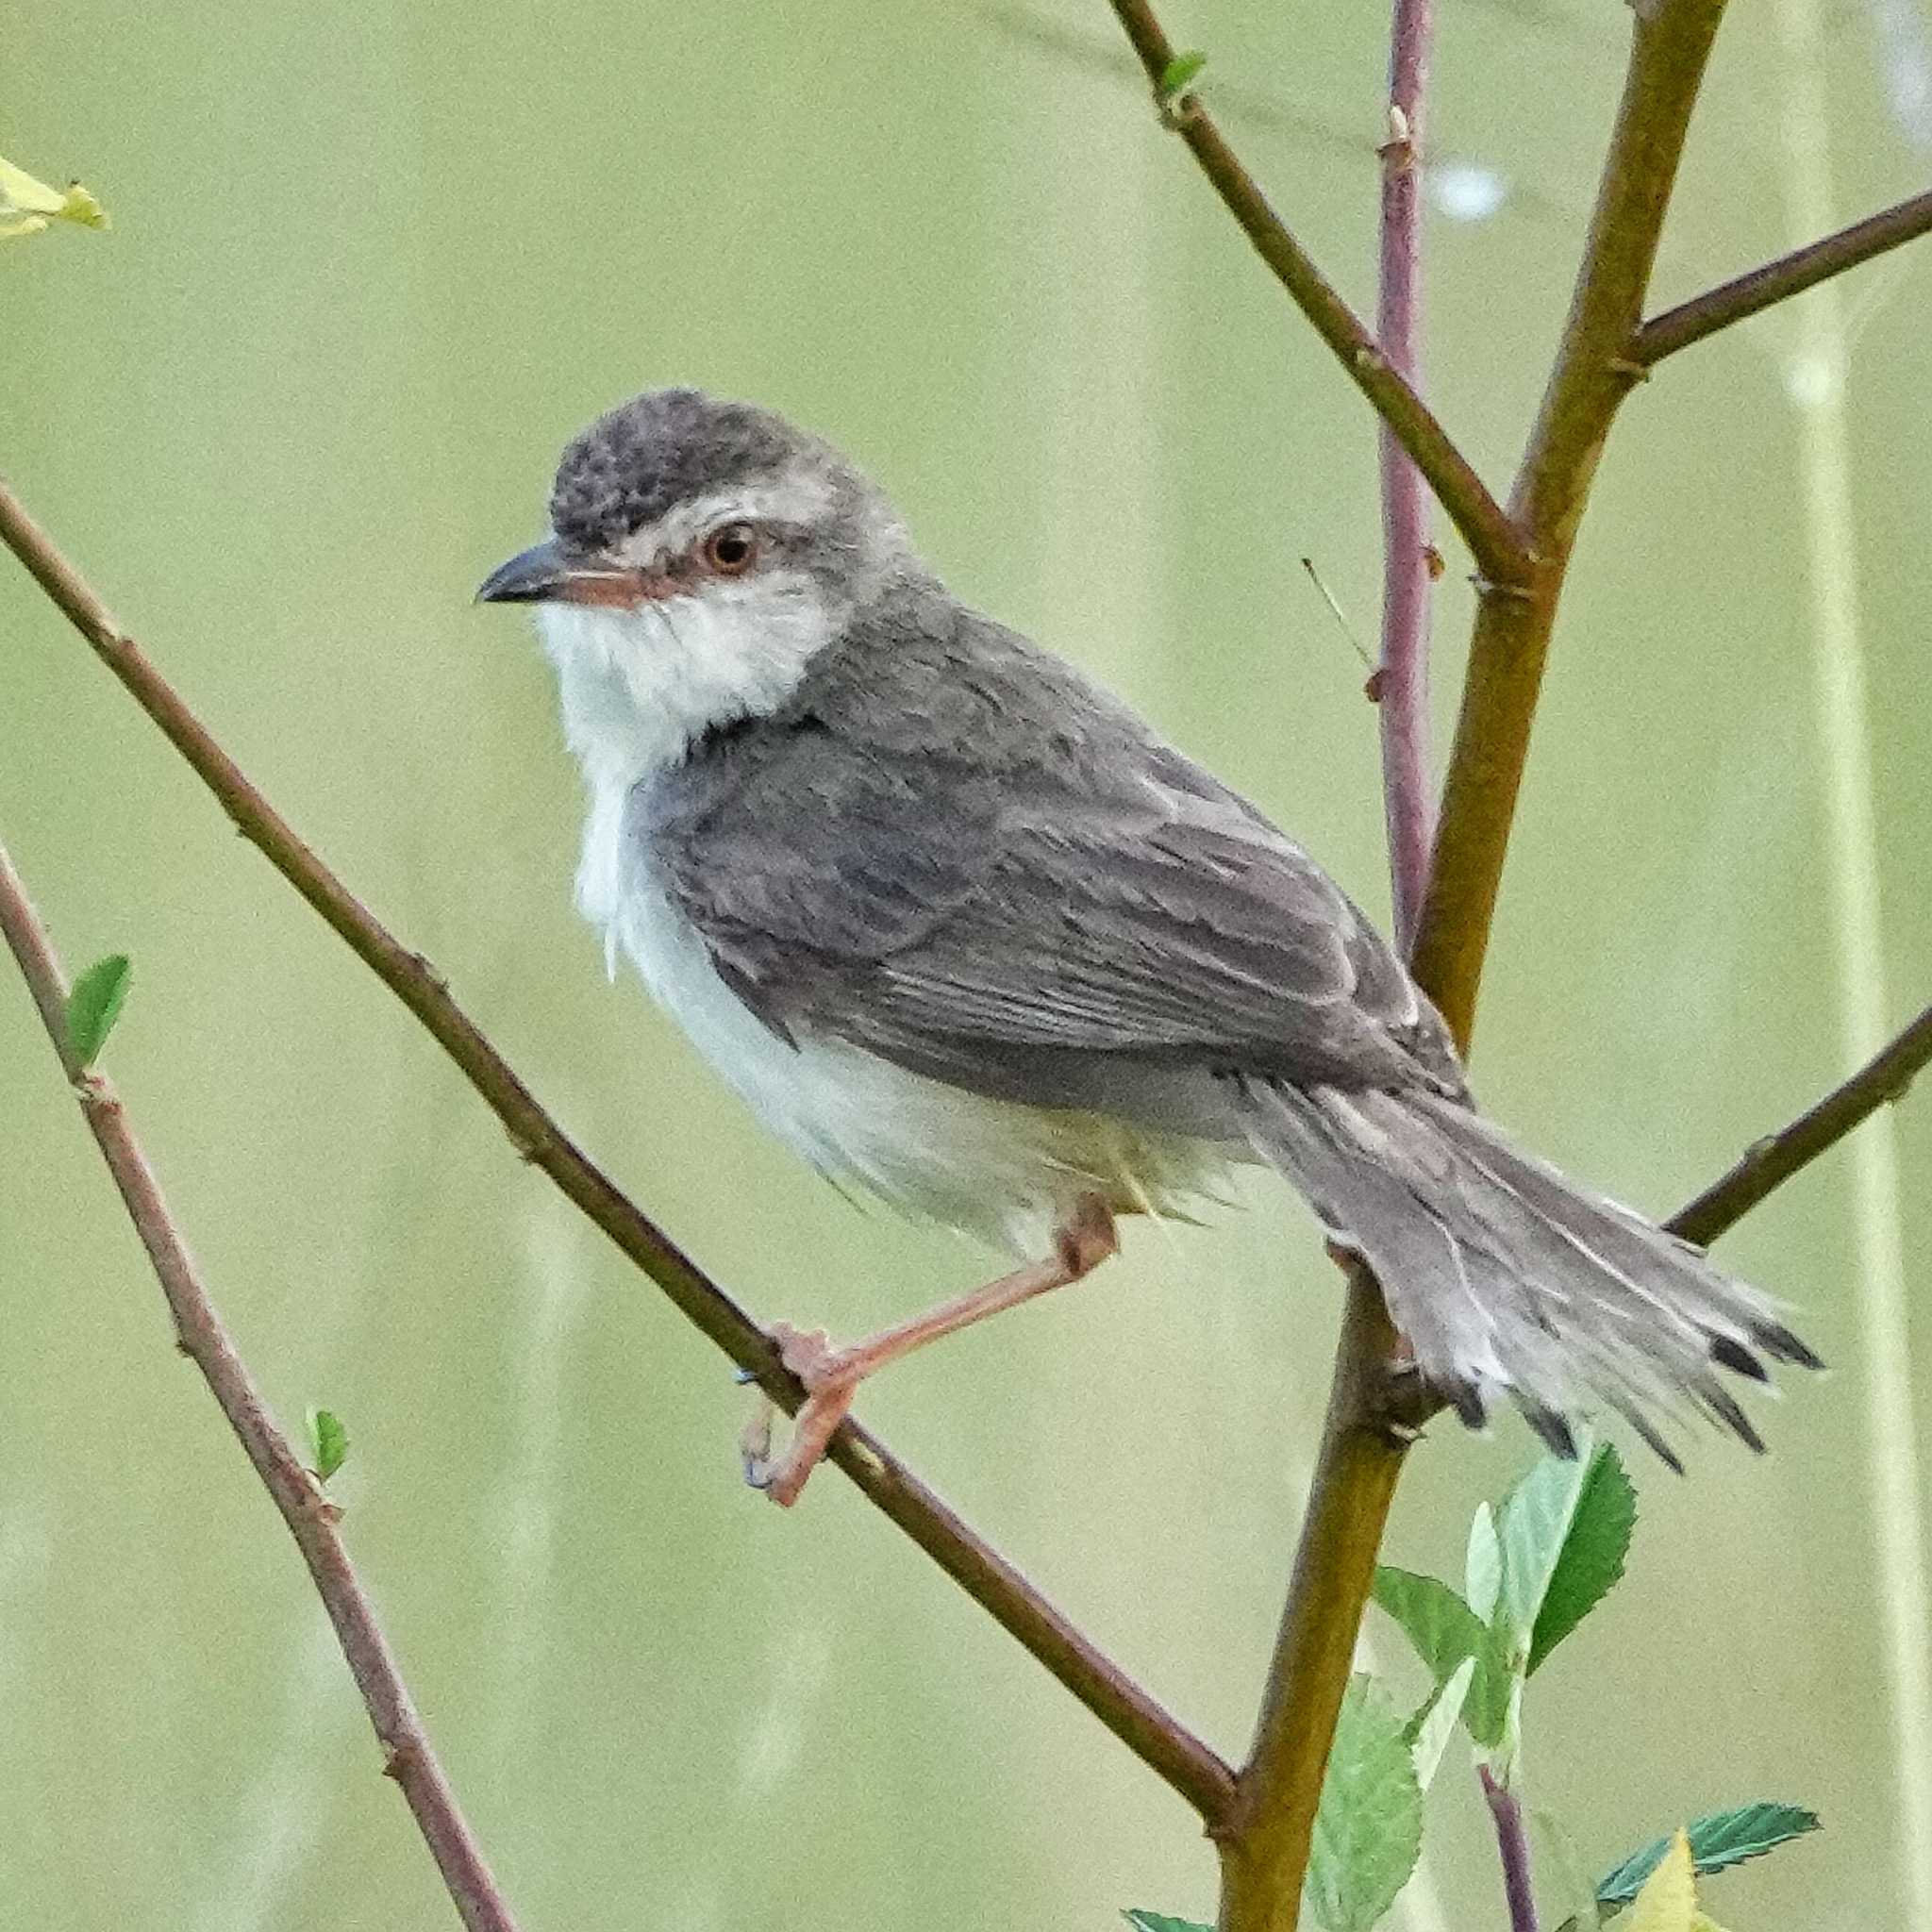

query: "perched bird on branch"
xmin=480 ymin=388 xmax=1818 ymax=1504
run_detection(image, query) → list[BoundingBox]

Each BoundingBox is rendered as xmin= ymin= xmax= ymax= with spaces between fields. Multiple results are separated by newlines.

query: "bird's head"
xmin=479 ymin=388 xmax=916 ymax=781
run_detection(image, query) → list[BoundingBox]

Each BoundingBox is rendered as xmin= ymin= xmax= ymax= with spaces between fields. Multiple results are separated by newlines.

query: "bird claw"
xmin=767 ymin=1321 xmax=858 ymax=1393
xmin=736 ymin=1325 xmax=862 ymax=1506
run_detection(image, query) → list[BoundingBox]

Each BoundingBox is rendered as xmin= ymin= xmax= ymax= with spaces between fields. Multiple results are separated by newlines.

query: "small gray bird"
xmin=478 ymin=388 xmax=1817 ymax=1505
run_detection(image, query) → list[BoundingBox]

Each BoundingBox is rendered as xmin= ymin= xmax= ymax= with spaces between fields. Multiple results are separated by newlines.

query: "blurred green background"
xmin=4 ymin=1 xmax=1928 ymax=1927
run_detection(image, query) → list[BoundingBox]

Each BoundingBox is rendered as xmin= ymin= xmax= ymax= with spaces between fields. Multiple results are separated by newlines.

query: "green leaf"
xmin=1466 ymin=1501 xmax=1503 ymax=1622
xmin=1626 ymin=1831 xmax=1695 ymax=1932
xmin=1526 ymin=1440 xmax=1636 ymax=1672
xmin=1407 ymin=1656 xmax=1473 ymax=1791
xmin=1122 ymin=1915 xmax=1210 ymax=1932
xmin=1157 ymin=49 xmax=1208 ymax=102
xmin=65 ymin=954 xmax=132 ymax=1067
xmin=1373 ymin=1566 xmax=1485 ymax=1679
xmin=308 ymin=1407 xmax=349 ymax=1483
xmin=1596 ymin=1804 xmax=1821 ymax=1910
xmin=1303 ymin=1675 xmax=1424 ymax=1932
xmin=1372 ymin=1566 xmax=1510 ymax=1747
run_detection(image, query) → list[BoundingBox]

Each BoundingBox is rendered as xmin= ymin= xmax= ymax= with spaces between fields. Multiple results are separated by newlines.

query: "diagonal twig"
xmin=1635 ymin=185 xmax=1932 ymax=364
xmin=0 ymin=474 xmax=1237 ymax=1826
xmin=1670 ymin=1000 xmax=1932 ymax=1247
xmin=0 ymin=838 xmax=522 ymax=1932
xmin=1102 ymin=0 xmax=1531 ymax=591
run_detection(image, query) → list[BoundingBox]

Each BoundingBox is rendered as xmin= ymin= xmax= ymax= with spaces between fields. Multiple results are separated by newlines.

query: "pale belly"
xmin=602 ymin=869 xmax=1241 ymax=1256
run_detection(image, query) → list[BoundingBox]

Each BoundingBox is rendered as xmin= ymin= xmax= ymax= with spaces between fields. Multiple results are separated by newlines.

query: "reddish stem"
xmin=1376 ymin=0 xmax=1438 ymax=951
xmin=1479 ymin=1764 xmax=1541 ymax=1932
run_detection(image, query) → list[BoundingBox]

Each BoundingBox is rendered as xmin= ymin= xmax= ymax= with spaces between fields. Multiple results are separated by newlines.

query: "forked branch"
xmin=1213 ymin=3 xmax=1737 ymax=1926
xmin=1103 ymin=0 xmax=1529 ymax=590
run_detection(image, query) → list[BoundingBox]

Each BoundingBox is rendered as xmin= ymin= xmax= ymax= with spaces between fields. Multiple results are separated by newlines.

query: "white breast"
xmin=540 ymin=598 xmax=1237 ymax=1255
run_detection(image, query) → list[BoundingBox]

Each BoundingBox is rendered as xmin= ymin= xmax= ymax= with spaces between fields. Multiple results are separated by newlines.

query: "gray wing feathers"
xmin=647 ymin=602 xmax=1459 ymax=1100
xmin=643 ymin=592 xmax=1813 ymax=1461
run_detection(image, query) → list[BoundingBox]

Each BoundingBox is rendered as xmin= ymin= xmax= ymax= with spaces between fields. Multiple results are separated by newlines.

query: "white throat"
xmin=536 ymin=585 xmax=836 ymax=970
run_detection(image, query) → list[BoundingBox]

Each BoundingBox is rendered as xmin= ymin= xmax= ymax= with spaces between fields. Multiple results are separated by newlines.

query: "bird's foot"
xmin=740 ymin=1322 xmax=866 ymax=1507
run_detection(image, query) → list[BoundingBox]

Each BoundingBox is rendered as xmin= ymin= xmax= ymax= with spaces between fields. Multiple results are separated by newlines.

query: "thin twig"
xmin=1670 ymin=1000 xmax=1932 ymax=1246
xmin=1216 ymin=11 xmax=1438 ymax=1924
xmin=1635 ymin=185 xmax=1932 ymax=364
xmin=0 ymin=840 xmax=521 ymax=1932
xmin=0 ymin=475 xmax=1235 ymax=1827
xmin=1478 ymin=1766 xmax=1541 ymax=1932
xmin=1102 ymin=0 xmax=1530 ymax=589
xmin=1375 ymin=2 xmax=1437 ymax=952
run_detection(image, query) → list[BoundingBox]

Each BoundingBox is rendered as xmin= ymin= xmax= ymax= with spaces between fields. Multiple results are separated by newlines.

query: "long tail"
xmin=1244 ymin=1081 xmax=1823 ymax=1465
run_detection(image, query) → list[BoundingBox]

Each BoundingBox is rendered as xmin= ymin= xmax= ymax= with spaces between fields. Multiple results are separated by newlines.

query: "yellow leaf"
xmin=0 ymin=153 xmax=108 ymax=240
xmin=0 ymin=154 xmax=68 ymax=216
xmin=1628 ymin=1830 xmax=1697 ymax=1932
xmin=57 ymin=181 xmax=108 ymax=228
xmin=1690 ymin=1917 xmax=1734 ymax=1932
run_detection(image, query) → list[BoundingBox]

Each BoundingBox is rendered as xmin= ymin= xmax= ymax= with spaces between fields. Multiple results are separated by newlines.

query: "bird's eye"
xmin=704 ymin=523 xmax=758 ymax=574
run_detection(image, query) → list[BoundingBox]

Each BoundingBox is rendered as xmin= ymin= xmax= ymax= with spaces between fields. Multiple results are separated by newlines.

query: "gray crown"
xmin=549 ymin=388 xmax=817 ymax=554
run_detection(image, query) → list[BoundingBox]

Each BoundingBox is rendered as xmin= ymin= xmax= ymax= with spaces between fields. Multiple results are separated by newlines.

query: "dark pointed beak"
xmin=476 ymin=539 xmax=573 ymax=605
xmin=476 ymin=539 xmax=648 ymax=608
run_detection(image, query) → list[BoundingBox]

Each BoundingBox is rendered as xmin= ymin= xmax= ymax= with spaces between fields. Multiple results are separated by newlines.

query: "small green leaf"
xmin=1466 ymin=1500 xmax=1503 ymax=1621
xmin=1303 ymin=1675 xmax=1424 ymax=1932
xmin=1626 ymin=1830 xmax=1696 ymax=1932
xmin=1373 ymin=1566 xmax=1485 ymax=1679
xmin=308 ymin=1407 xmax=349 ymax=1483
xmin=1372 ymin=1566 xmax=1510 ymax=1747
xmin=1407 ymin=1656 xmax=1474 ymax=1791
xmin=1122 ymin=1914 xmax=1210 ymax=1932
xmin=1596 ymin=1804 xmax=1821 ymax=1910
xmin=1157 ymin=49 xmax=1208 ymax=103
xmin=1529 ymin=1441 xmax=1636 ymax=1673
xmin=1493 ymin=1439 xmax=1629 ymax=1657
xmin=65 ymin=954 xmax=132 ymax=1067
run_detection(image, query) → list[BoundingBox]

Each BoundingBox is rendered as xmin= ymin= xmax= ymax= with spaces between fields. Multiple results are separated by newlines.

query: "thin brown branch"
xmin=1670 ymin=999 xmax=1932 ymax=1247
xmin=1412 ymin=0 xmax=1729 ymax=1051
xmin=0 ymin=475 xmax=1236 ymax=1826
xmin=1374 ymin=2 xmax=1437 ymax=953
xmin=1636 ymin=186 xmax=1932 ymax=364
xmin=0 ymin=840 xmax=520 ymax=1932
xmin=1216 ymin=1270 xmax=1408 ymax=1928
xmin=1220 ymin=7 xmax=1735 ymax=1928
xmin=1102 ymin=0 xmax=1530 ymax=590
